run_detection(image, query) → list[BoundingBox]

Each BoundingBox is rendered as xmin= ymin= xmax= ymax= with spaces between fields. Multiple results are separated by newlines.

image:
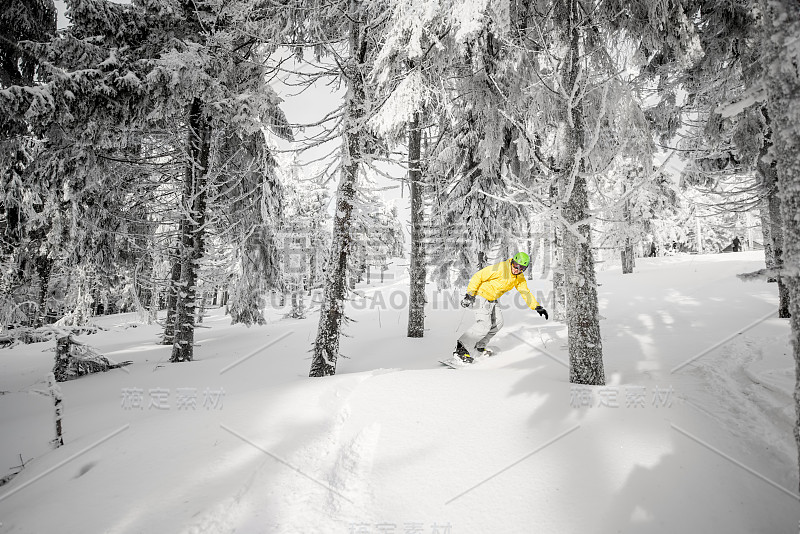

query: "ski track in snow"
xmin=688 ymin=334 xmax=797 ymax=489
xmin=181 ymin=371 xmax=387 ymax=534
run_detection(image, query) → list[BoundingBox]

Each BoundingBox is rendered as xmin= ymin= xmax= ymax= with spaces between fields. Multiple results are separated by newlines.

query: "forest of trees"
xmin=1 ymin=0 xmax=799 ymax=478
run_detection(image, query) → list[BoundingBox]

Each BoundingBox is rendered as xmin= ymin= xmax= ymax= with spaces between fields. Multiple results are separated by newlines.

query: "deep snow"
xmin=0 ymin=252 xmax=797 ymax=533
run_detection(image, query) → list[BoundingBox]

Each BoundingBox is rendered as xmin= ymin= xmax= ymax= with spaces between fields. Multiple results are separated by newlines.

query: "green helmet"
xmin=512 ymin=252 xmax=530 ymax=267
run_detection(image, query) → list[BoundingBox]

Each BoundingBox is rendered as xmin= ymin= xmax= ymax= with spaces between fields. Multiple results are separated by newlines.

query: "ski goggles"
xmin=511 ymin=260 xmax=528 ymax=272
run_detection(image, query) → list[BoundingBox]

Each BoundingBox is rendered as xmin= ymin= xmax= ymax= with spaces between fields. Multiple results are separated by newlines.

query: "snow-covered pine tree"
xmin=676 ymin=0 xmax=790 ymax=316
xmin=429 ymin=26 xmax=528 ymax=288
xmin=369 ymin=0 xmax=449 ymax=337
xmin=577 ymin=80 xmax=660 ymax=275
xmin=217 ymin=130 xmax=287 ymax=325
xmin=760 ymin=0 xmax=800 ymax=491
xmin=0 ymin=0 xmax=58 ymax=329
xmin=0 ymin=0 xmax=56 ymax=87
xmin=548 ymin=0 xmax=606 ymax=385
xmin=279 ymin=159 xmax=331 ymax=316
xmin=746 ymin=118 xmax=786 ymax=310
xmin=754 ymin=111 xmax=781 ymax=285
xmin=226 ymin=226 xmax=280 ymax=326
xmin=170 ymin=96 xmax=211 ymax=362
xmin=371 ymin=0 xmax=547 ymax=328
xmin=2 ymin=0 xmax=291 ymax=355
xmin=304 ymin=0 xmax=387 ymax=377
xmin=505 ymin=0 xmax=696 ymax=383
xmin=2 ymin=4 xmax=171 ymax=330
xmin=350 ymin=180 xmax=404 ymax=289
xmin=274 ymin=159 xmax=309 ymax=320
xmin=679 ymin=110 xmax=786 ymax=266
xmin=598 ymin=158 xmax=694 ymax=266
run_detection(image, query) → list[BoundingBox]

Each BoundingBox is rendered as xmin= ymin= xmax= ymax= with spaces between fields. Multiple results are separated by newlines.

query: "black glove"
xmin=461 ymin=293 xmax=476 ymax=308
xmin=535 ymin=305 xmax=548 ymax=320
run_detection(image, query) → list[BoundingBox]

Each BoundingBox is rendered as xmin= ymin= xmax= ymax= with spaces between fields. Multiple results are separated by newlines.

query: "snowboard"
xmin=438 ymin=358 xmax=465 ymax=369
xmin=439 ymin=348 xmax=497 ymax=369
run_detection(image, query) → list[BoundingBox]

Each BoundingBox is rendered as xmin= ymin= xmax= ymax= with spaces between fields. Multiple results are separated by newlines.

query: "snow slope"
xmin=0 ymin=252 xmax=797 ymax=533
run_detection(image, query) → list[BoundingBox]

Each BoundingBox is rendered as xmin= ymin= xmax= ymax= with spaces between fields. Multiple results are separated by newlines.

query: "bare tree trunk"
xmin=310 ymin=165 xmax=358 ymax=376
xmin=171 ymin=98 xmax=211 ymax=363
xmin=758 ymin=196 xmax=776 ymax=281
xmin=551 ymin=186 xmax=566 ymax=322
xmin=34 ymin=255 xmax=53 ymax=328
xmin=148 ymin=258 xmax=160 ymax=325
xmin=408 ymin=111 xmax=426 ymax=338
xmin=309 ymin=1 xmax=366 ymax=377
xmin=196 ymin=291 xmax=207 ymax=324
xmin=291 ymin=289 xmax=305 ymax=318
xmin=694 ymin=213 xmax=703 ymax=254
xmin=620 ymin=245 xmax=635 ymax=274
xmin=70 ymin=267 xmax=94 ymax=327
xmin=540 ymin=219 xmax=551 ymax=280
xmin=762 ymin=0 xmax=800 ymax=491
xmin=558 ymin=0 xmax=604 ymax=385
xmin=621 ymin=185 xmax=635 ymax=274
xmin=758 ymin=107 xmax=790 ymax=316
xmin=162 ymin=247 xmax=181 ymax=345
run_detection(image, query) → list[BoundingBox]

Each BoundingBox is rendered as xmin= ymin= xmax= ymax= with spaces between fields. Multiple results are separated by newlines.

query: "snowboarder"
xmin=732 ymin=236 xmax=741 ymax=252
xmin=454 ymin=252 xmax=548 ymax=363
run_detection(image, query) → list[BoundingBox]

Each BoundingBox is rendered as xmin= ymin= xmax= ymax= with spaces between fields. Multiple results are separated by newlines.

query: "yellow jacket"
xmin=466 ymin=258 xmax=540 ymax=310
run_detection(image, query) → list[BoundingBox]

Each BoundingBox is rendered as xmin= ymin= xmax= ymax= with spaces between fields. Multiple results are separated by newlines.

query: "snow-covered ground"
xmin=0 ymin=252 xmax=797 ymax=533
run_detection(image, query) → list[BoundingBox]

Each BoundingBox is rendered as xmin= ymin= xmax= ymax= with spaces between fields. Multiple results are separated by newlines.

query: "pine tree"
xmin=350 ymin=180 xmax=404 ymax=288
xmin=369 ymin=0 xmax=452 ymax=336
xmin=170 ymin=97 xmax=211 ymax=362
xmin=308 ymin=0 xmax=383 ymax=377
xmin=278 ymin=160 xmax=331 ymax=319
xmin=407 ymin=111 xmax=425 ymax=337
xmin=1 ymin=0 xmax=290 ymax=351
xmin=746 ymin=115 xmax=787 ymax=313
xmin=512 ymin=0 xmax=700 ymax=383
xmin=675 ymin=0 xmax=790 ymax=316
xmin=0 ymin=0 xmax=57 ymax=328
xmin=760 ymin=0 xmax=800 ymax=491
xmin=554 ymin=0 xmax=605 ymax=385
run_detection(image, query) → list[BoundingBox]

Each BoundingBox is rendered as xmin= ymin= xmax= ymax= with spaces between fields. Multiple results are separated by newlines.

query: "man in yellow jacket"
xmin=455 ymin=252 xmax=548 ymax=363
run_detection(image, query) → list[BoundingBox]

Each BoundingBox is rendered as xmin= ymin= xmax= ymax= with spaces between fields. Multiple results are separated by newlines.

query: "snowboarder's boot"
xmin=474 ymin=346 xmax=493 ymax=357
xmin=454 ymin=340 xmax=474 ymax=364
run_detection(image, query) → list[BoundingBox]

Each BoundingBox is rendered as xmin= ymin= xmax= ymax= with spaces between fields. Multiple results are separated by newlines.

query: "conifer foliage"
xmin=1 ymin=0 xmax=290 ymax=360
xmin=307 ymin=0 xmax=380 ymax=377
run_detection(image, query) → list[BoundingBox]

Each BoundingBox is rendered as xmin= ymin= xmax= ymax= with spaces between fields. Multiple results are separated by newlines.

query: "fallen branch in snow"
xmin=52 ymin=335 xmax=132 ymax=382
xmin=0 ymin=454 xmax=29 ymax=488
xmin=736 ymin=268 xmax=781 ymax=282
xmin=0 ymin=324 xmax=104 ymax=349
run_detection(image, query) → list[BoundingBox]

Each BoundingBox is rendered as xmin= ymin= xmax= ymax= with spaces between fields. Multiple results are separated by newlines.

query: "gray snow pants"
xmin=458 ymin=297 xmax=504 ymax=352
